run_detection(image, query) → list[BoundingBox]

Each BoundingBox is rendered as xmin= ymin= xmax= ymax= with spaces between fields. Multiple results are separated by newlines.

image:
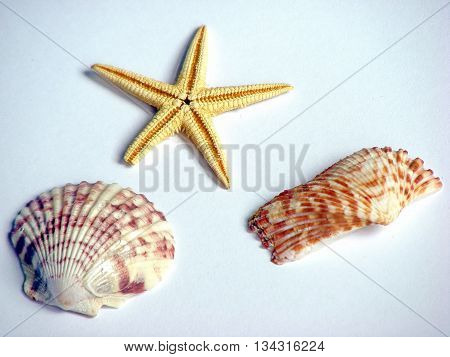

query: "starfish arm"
xmin=182 ymin=108 xmax=230 ymax=188
xmin=176 ymin=26 xmax=208 ymax=96
xmin=92 ymin=64 xmax=179 ymax=108
xmin=194 ymin=83 xmax=293 ymax=116
xmin=124 ymin=105 xmax=184 ymax=165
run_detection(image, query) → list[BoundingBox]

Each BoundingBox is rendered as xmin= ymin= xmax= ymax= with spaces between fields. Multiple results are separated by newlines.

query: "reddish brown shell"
xmin=248 ymin=147 xmax=442 ymax=265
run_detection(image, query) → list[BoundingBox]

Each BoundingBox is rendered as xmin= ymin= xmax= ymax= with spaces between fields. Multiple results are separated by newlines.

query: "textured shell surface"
xmin=248 ymin=147 xmax=443 ymax=265
xmin=10 ymin=181 xmax=175 ymax=316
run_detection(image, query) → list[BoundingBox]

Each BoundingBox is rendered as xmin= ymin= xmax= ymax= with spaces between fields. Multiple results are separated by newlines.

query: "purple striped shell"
xmin=10 ymin=181 xmax=175 ymax=316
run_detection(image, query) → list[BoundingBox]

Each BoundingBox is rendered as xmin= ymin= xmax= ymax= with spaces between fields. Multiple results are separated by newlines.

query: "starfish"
xmin=92 ymin=26 xmax=292 ymax=188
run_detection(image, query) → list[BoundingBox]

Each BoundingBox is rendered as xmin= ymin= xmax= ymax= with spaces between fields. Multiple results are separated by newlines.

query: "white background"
xmin=0 ymin=0 xmax=449 ymax=337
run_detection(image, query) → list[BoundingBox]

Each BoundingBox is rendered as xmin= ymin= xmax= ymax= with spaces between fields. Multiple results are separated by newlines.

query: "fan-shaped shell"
xmin=248 ymin=147 xmax=442 ymax=265
xmin=10 ymin=181 xmax=175 ymax=316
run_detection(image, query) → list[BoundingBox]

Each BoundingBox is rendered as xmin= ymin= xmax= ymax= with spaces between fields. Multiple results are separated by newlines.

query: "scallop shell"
xmin=10 ymin=181 xmax=175 ymax=316
xmin=248 ymin=147 xmax=442 ymax=265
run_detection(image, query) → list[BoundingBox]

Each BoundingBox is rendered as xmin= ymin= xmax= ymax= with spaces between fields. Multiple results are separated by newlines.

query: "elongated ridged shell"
xmin=10 ymin=181 xmax=175 ymax=316
xmin=248 ymin=147 xmax=442 ymax=265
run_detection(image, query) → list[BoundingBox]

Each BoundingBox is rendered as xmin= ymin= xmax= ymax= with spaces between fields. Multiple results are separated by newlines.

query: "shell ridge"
xmin=76 ymin=198 xmax=152 ymax=278
xmin=50 ymin=187 xmax=64 ymax=278
xmin=72 ymin=188 xmax=147 ymax=278
xmin=82 ymin=203 xmax=166 ymax=277
xmin=68 ymin=183 xmax=123 ymax=278
xmin=56 ymin=184 xmax=78 ymax=278
xmin=62 ymin=182 xmax=93 ymax=279
xmin=27 ymin=196 xmax=53 ymax=279
xmin=80 ymin=188 xmax=135 ymax=249
xmin=13 ymin=209 xmax=49 ymax=278
xmin=82 ymin=220 xmax=173 ymax=296
xmin=39 ymin=192 xmax=57 ymax=278
xmin=322 ymin=150 xmax=399 ymax=224
xmin=65 ymin=182 xmax=108 ymax=279
xmin=274 ymin=217 xmax=368 ymax=256
xmin=10 ymin=213 xmax=50 ymax=295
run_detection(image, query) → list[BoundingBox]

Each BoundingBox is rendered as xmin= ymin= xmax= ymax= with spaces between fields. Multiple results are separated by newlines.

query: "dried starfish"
xmin=92 ymin=26 xmax=292 ymax=188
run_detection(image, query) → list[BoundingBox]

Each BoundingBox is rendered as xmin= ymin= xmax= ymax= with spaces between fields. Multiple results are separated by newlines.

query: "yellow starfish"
xmin=92 ymin=26 xmax=292 ymax=188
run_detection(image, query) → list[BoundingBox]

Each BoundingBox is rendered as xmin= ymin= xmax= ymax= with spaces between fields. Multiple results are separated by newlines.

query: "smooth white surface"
xmin=0 ymin=0 xmax=449 ymax=337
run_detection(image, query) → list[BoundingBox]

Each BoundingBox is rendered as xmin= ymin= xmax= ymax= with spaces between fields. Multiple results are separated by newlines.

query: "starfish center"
xmin=183 ymin=98 xmax=192 ymax=105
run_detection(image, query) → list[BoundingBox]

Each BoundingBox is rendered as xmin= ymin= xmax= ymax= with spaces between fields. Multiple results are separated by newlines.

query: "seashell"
xmin=248 ymin=147 xmax=442 ymax=265
xmin=9 ymin=181 xmax=175 ymax=316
